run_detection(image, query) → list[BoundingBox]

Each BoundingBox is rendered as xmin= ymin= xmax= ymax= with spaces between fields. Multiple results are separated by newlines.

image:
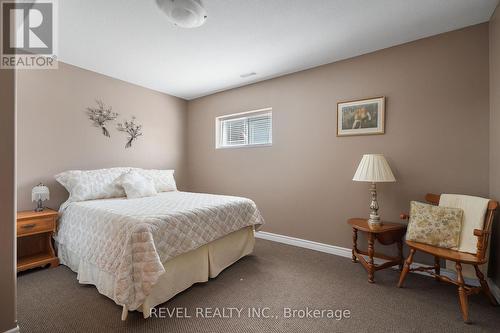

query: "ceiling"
xmin=59 ymin=0 xmax=499 ymax=100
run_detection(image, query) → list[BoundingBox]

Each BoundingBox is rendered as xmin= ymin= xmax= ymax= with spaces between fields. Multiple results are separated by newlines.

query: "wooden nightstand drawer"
xmin=17 ymin=217 xmax=55 ymax=236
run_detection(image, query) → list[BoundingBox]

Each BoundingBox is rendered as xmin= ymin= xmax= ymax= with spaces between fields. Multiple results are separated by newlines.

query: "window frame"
xmin=215 ymin=107 xmax=273 ymax=149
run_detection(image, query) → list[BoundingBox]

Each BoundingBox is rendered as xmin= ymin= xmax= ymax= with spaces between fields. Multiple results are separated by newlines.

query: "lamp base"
xmin=368 ymin=183 xmax=383 ymax=227
xmin=368 ymin=215 xmax=383 ymax=228
xmin=34 ymin=199 xmax=44 ymax=212
xmin=368 ymin=214 xmax=381 ymax=225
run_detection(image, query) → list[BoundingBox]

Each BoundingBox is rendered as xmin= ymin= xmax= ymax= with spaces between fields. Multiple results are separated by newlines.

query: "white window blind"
xmin=216 ymin=109 xmax=272 ymax=148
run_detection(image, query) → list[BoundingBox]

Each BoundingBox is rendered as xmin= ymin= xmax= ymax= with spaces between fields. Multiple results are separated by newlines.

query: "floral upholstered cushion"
xmin=406 ymin=201 xmax=463 ymax=248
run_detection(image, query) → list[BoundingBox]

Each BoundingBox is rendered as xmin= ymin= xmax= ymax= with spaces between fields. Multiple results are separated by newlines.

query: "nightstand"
xmin=17 ymin=209 xmax=59 ymax=272
xmin=348 ymin=218 xmax=407 ymax=283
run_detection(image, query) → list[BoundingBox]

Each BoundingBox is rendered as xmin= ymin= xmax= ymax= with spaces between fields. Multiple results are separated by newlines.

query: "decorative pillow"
xmin=135 ymin=169 xmax=177 ymax=192
xmin=118 ymin=171 xmax=157 ymax=199
xmin=55 ymin=167 xmax=130 ymax=202
xmin=406 ymin=201 xmax=463 ymax=248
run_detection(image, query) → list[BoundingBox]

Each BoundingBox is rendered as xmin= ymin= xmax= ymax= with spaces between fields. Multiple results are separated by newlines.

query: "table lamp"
xmin=32 ymin=183 xmax=50 ymax=212
xmin=353 ymin=154 xmax=396 ymax=227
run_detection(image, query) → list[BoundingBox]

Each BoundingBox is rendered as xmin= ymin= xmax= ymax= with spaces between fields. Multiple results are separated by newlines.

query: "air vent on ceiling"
xmin=240 ymin=72 xmax=257 ymax=78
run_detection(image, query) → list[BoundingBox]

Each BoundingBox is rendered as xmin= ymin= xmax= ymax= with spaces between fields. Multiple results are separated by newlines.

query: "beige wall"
xmin=187 ymin=24 xmax=490 ymax=251
xmin=0 ymin=69 xmax=17 ymax=332
xmin=16 ymin=62 xmax=188 ymax=211
xmin=489 ymin=4 xmax=500 ymax=286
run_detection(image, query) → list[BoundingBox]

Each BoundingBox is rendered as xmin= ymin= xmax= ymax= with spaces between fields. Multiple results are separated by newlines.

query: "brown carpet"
xmin=17 ymin=239 xmax=500 ymax=332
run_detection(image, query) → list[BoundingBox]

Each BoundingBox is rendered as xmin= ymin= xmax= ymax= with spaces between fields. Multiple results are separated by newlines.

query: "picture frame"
xmin=337 ymin=96 xmax=385 ymax=136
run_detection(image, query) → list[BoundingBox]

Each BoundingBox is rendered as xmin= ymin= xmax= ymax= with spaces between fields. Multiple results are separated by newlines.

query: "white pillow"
xmin=118 ymin=171 xmax=157 ymax=199
xmin=55 ymin=167 xmax=130 ymax=202
xmin=135 ymin=169 xmax=177 ymax=192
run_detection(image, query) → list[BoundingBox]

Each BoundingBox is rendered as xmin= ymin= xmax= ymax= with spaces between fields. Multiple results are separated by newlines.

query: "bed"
xmin=54 ymin=190 xmax=264 ymax=320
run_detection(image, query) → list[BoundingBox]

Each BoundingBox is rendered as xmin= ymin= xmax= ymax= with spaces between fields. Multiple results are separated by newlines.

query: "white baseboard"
xmin=255 ymin=231 xmax=483 ymax=287
xmin=2 ymin=325 xmax=19 ymax=333
xmin=255 ymin=231 xmax=352 ymax=258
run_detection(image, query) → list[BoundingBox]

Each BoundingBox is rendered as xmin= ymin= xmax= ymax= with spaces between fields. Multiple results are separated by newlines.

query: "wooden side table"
xmin=17 ymin=209 xmax=59 ymax=272
xmin=348 ymin=218 xmax=407 ymax=283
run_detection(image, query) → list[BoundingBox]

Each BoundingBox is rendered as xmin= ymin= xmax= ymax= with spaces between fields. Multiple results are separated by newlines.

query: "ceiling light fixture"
xmin=156 ymin=0 xmax=207 ymax=28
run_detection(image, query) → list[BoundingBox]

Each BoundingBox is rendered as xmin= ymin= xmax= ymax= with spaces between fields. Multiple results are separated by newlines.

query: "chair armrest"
xmin=474 ymin=228 xmax=491 ymax=261
xmin=474 ymin=229 xmax=489 ymax=237
xmin=400 ymin=213 xmax=410 ymax=221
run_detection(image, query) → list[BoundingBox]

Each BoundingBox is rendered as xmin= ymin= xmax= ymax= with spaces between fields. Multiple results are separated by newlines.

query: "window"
xmin=216 ymin=108 xmax=272 ymax=148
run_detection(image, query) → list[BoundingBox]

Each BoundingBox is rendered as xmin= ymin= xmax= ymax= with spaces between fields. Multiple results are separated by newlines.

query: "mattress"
xmin=55 ymin=191 xmax=264 ymax=311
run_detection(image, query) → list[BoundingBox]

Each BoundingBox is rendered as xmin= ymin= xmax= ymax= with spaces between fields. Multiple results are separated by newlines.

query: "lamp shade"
xmin=32 ymin=183 xmax=50 ymax=202
xmin=352 ymin=154 xmax=396 ymax=182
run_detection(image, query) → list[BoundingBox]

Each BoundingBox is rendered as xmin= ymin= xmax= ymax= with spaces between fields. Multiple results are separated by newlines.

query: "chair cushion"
xmin=439 ymin=194 xmax=489 ymax=254
xmin=406 ymin=201 xmax=463 ymax=248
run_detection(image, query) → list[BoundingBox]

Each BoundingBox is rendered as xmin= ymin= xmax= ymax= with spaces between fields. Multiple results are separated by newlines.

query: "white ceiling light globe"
xmin=156 ymin=0 xmax=207 ymax=28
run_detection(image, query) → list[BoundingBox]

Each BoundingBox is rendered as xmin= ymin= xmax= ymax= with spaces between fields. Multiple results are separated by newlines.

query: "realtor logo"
xmin=1 ymin=0 xmax=58 ymax=69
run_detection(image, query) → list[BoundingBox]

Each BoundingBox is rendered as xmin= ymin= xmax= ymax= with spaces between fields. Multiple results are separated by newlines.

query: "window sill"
xmin=215 ymin=143 xmax=273 ymax=150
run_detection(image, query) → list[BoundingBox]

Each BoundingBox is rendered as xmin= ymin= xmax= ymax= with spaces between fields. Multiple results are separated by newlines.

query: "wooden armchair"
xmin=397 ymin=193 xmax=498 ymax=323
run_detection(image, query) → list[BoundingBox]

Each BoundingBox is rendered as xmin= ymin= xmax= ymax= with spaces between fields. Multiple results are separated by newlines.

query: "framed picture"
xmin=337 ymin=96 xmax=385 ymax=136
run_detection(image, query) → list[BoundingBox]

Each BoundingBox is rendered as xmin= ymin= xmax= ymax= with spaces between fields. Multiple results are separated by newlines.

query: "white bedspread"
xmin=55 ymin=191 xmax=264 ymax=310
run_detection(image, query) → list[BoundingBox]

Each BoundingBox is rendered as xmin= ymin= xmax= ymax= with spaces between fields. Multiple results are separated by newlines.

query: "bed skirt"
xmin=56 ymin=226 xmax=255 ymax=318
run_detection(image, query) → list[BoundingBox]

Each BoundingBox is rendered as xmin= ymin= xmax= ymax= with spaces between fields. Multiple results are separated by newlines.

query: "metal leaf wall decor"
xmin=117 ymin=116 xmax=143 ymax=148
xmin=86 ymin=99 xmax=119 ymax=137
